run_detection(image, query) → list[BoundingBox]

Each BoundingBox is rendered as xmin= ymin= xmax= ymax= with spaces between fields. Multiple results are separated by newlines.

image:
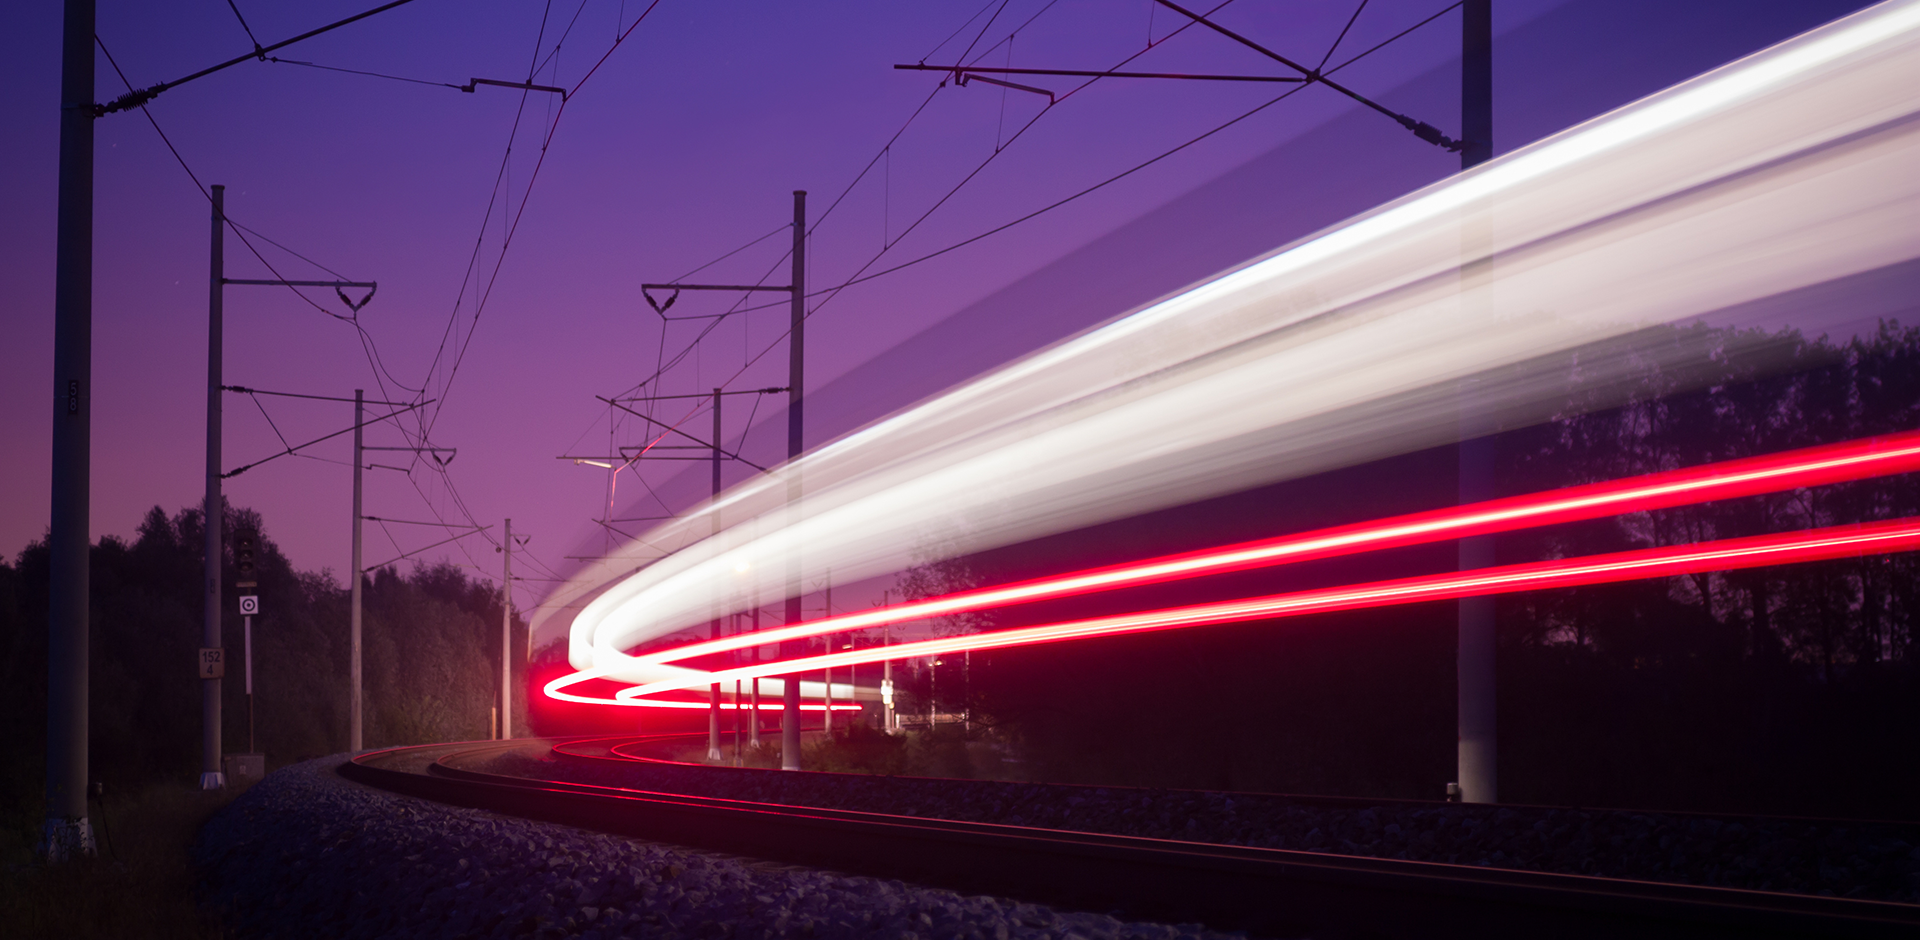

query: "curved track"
xmin=340 ymin=735 xmax=1920 ymax=940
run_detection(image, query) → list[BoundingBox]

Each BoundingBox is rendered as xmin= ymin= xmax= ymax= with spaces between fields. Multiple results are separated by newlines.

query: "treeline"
xmin=1501 ymin=320 xmax=1920 ymax=667
xmin=931 ymin=321 xmax=1920 ymax=818
xmin=1 ymin=502 xmax=528 ymax=848
xmin=1489 ymin=320 xmax=1920 ymax=814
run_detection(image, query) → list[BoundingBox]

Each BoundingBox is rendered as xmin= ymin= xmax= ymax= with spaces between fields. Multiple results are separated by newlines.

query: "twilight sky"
xmin=0 ymin=0 xmax=1874 ymax=623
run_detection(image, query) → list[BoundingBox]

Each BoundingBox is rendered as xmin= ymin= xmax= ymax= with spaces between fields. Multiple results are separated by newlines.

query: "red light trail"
xmin=614 ymin=515 xmax=1920 ymax=700
xmin=598 ymin=430 xmax=1920 ymax=672
xmin=547 ymin=431 xmax=1920 ymax=706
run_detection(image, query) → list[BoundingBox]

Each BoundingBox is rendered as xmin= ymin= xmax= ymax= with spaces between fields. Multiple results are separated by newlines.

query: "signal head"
xmin=234 ymin=527 xmax=259 ymax=579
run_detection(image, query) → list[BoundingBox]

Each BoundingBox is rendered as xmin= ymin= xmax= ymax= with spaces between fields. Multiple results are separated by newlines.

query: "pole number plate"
xmin=199 ymin=647 xmax=225 ymax=679
xmin=238 ymin=595 xmax=260 ymax=616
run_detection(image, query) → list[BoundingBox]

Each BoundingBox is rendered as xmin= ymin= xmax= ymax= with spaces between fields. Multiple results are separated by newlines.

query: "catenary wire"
xmin=921 ymin=0 xmax=1001 ymax=63
xmin=1318 ymin=0 xmax=1372 ymax=72
xmin=265 ymin=56 xmax=466 ymax=91
xmin=960 ymin=0 xmax=1066 ymax=69
xmin=224 ymin=0 xmax=263 ymax=52
xmin=423 ymin=0 xmax=668 ymax=446
xmin=1327 ymin=1 xmax=1462 ymax=75
xmin=246 ymin=392 xmax=295 ymax=453
xmin=692 ymin=0 xmax=1448 ymax=331
xmin=391 ymin=0 xmax=669 ymax=591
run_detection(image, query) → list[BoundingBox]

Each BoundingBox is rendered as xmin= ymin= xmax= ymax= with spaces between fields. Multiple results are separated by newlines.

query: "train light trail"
xmin=554 ymin=424 xmax=1920 ymax=708
xmin=601 ymin=430 xmax=1920 ymax=676
xmin=584 ymin=516 xmax=1920 ymax=703
xmin=541 ymin=0 xmax=1920 ymax=678
xmin=542 ymin=677 xmax=862 ymax=710
xmin=536 ymin=0 xmax=1920 ymax=702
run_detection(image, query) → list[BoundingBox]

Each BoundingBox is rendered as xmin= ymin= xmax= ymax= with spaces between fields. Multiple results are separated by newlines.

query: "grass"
xmin=0 ymin=782 xmax=239 ymax=939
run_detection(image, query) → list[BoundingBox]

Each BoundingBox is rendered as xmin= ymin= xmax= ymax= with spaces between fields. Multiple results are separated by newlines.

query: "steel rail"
xmin=339 ymin=737 xmax=1920 ymax=940
xmin=568 ymin=735 xmax=1920 ymax=832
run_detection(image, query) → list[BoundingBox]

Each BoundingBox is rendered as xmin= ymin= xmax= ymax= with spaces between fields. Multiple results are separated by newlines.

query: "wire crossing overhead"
xmin=955 ymin=72 xmax=1055 ymax=103
xmin=596 ymin=396 xmax=771 ymax=472
xmin=222 ymin=399 xmax=432 ymax=479
xmin=463 ymin=77 xmax=568 ymax=99
xmin=366 ymin=523 xmax=494 ymax=571
xmin=362 ymin=515 xmax=486 ymax=528
xmin=612 ymin=387 xmax=789 ymax=402
xmin=906 ymin=0 xmax=1470 ymax=152
xmin=641 ymin=283 xmax=793 ymax=319
xmin=91 ymin=0 xmax=426 ymax=117
xmin=222 ymin=276 xmax=377 ymax=312
xmin=221 ymin=385 xmax=411 ymax=406
xmin=895 ymin=64 xmax=1309 ymax=84
xmin=257 ymin=61 xmax=571 ymax=101
xmin=1153 ymin=0 xmax=1467 ymax=150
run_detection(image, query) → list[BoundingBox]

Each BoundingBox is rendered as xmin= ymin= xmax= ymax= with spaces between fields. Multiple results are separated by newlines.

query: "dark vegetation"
xmin=0 ymin=783 xmax=235 ymax=938
xmin=900 ymin=322 xmax=1920 ymax=820
xmin=0 ymin=501 xmax=529 ymax=871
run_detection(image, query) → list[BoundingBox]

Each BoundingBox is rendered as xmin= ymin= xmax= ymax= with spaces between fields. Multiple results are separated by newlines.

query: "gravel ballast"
xmin=486 ymin=751 xmax=1920 ymax=905
xmin=194 ymin=756 xmax=1248 ymax=940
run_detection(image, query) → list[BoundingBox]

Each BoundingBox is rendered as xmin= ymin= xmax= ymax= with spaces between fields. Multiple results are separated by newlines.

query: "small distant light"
xmin=733 ymin=560 xmax=751 ymax=573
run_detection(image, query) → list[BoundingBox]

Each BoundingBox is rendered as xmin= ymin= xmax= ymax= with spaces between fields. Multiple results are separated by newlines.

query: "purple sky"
xmin=1 ymin=0 xmax=1872 ymax=622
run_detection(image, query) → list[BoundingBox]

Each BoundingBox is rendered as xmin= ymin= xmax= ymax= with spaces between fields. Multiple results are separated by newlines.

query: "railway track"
xmin=339 ymin=734 xmax=1920 ymax=939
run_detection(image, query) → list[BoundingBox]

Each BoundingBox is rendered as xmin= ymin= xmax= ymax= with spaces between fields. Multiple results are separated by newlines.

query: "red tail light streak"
xmin=546 ymin=430 xmax=1920 ymax=707
xmin=612 ymin=516 xmax=1920 ymax=701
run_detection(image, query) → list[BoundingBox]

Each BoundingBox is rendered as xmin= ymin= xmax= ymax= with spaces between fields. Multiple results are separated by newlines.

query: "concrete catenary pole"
xmin=782 ymin=191 xmax=806 ymax=770
xmin=750 ymin=605 xmax=761 ymax=747
xmin=1455 ymin=0 xmax=1497 ymax=805
xmin=44 ymin=0 xmax=95 ymax=858
xmin=708 ymin=388 xmax=725 ymax=762
xmin=822 ymin=578 xmax=833 ymax=735
xmin=501 ymin=517 xmax=513 ymax=740
xmin=350 ymin=390 xmax=364 ymax=751
xmin=201 ymin=184 xmax=228 ymax=791
xmin=732 ymin=611 xmax=743 ymax=765
xmin=880 ymin=590 xmax=894 ymax=733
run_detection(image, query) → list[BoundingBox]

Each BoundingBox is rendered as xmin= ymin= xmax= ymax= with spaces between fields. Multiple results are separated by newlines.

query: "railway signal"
xmin=234 ymin=526 xmax=258 ymax=588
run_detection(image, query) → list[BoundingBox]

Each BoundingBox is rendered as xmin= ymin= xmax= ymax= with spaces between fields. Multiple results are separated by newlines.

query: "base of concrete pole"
xmin=199 ymin=771 xmax=227 ymax=791
xmin=39 ymin=817 xmax=94 ymax=861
